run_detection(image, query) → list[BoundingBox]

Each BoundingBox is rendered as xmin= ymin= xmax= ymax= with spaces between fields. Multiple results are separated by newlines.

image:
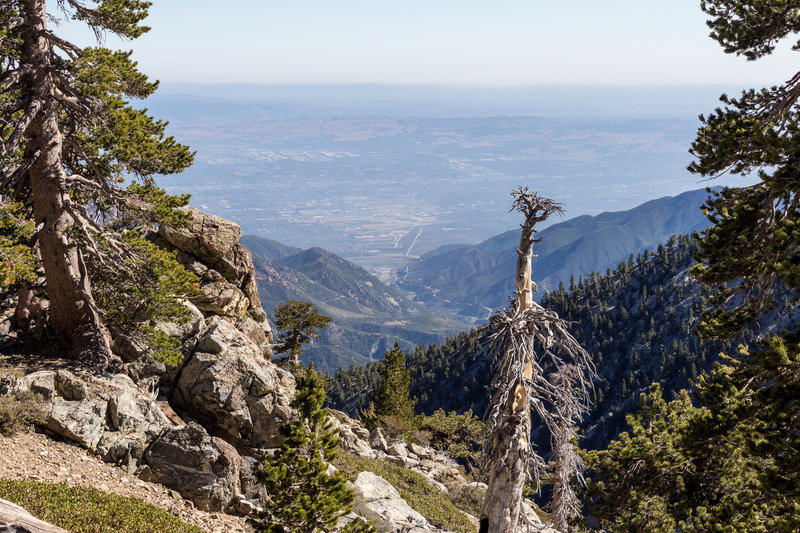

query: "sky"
xmin=56 ymin=0 xmax=797 ymax=87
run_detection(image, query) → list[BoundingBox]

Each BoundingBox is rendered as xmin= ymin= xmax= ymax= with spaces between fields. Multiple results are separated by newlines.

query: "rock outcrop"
xmin=145 ymin=422 xmax=242 ymax=512
xmin=172 ymin=316 xmax=295 ymax=452
xmin=6 ymin=369 xmax=174 ymax=468
xmin=154 ymin=206 xmax=273 ymax=357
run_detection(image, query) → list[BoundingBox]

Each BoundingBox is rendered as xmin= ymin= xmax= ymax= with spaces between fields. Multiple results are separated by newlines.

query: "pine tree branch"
xmin=62 ymin=138 xmax=112 ymax=192
xmin=2 ymin=17 xmax=24 ymax=31
xmin=42 ymin=31 xmax=82 ymax=60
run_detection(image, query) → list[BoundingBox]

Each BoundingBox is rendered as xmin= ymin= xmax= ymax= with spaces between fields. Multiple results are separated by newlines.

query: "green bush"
xmin=335 ymin=453 xmax=476 ymax=533
xmin=444 ymin=482 xmax=485 ymax=519
xmin=0 ymin=390 xmax=46 ymax=436
xmin=0 ymin=479 xmax=203 ymax=533
xmin=415 ymin=409 xmax=485 ymax=479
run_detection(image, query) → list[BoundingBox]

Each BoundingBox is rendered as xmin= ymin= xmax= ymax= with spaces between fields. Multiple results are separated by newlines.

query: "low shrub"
xmin=0 ymin=390 xmax=46 ymax=436
xmin=445 ymin=482 xmax=485 ymax=519
xmin=0 ymin=479 xmax=204 ymax=533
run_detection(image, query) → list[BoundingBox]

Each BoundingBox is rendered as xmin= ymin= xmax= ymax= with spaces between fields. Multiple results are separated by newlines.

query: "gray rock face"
xmin=329 ymin=410 xmax=373 ymax=457
xmin=159 ymin=207 xmax=242 ymax=264
xmin=154 ymin=299 xmax=205 ymax=343
xmin=155 ymin=207 xmax=273 ymax=357
xmin=145 ymin=422 xmax=242 ymax=512
xmin=172 ymin=317 xmax=294 ymax=451
xmin=26 ymin=370 xmax=174 ymax=465
xmin=351 ymin=472 xmax=449 ymax=533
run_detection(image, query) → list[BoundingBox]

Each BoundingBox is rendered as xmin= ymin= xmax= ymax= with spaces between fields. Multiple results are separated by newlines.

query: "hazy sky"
xmin=58 ymin=1 xmax=795 ymax=86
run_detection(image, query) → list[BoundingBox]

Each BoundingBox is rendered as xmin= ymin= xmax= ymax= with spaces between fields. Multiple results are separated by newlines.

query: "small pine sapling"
xmin=251 ymin=363 xmax=374 ymax=533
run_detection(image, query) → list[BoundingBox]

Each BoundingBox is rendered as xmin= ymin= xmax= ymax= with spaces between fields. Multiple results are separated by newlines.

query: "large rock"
xmin=172 ymin=316 xmax=294 ymax=451
xmin=152 ymin=208 xmax=274 ymax=359
xmin=351 ymin=472 xmax=448 ymax=533
xmin=154 ymin=299 xmax=206 ymax=343
xmin=40 ymin=370 xmax=174 ymax=465
xmin=329 ymin=410 xmax=373 ymax=457
xmin=159 ymin=206 xmax=242 ymax=264
xmin=145 ymin=422 xmax=242 ymax=512
xmin=191 ymin=281 xmax=250 ymax=317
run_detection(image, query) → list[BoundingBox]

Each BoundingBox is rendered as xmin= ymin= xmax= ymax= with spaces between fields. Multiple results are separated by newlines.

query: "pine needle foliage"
xmin=583 ymin=336 xmax=800 ymax=532
xmin=91 ymin=231 xmax=199 ymax=365
xmin=0 ymin=201 xmax=35 ymax=290
xmin=0 ymin=0 xmax=194 ymax=369
xmin=251 ymin=363 xmax=374 ymax=533
xmin=689 ymin=0 xmax=800 ymax=340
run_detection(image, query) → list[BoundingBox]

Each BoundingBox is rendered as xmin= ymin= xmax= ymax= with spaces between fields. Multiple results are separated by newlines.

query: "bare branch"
xmin=768 ymin=70 xmax=800 ymax=123
xmin=0 ymin=65 xmax=32 ymax=91
xmin=42 ymin=31 xmax=82 ymax=60
xmin=1 ymin=100 xmax=43 ymax=158
xmin=2 ymin=17 xmax=24 ymax=31
xmin=53 ymin=87 xmax=86 ymax=113
xmin=63 ymin=137 xmax=110 ymax=189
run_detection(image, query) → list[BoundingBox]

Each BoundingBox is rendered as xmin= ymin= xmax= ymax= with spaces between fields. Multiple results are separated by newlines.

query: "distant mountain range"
xmin=241 ymin=236 xmax=469 ymax=372
xmin=395 ymin=188 xmax=716 ymax=322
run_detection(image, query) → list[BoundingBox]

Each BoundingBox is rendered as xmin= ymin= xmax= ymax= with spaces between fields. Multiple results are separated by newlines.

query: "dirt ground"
xmin=0 ymin=430 xmax=253 ymax=533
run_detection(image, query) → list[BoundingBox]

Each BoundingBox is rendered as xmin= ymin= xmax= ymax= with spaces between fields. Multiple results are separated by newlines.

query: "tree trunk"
xmin=0 ymin=498 xmax=69 ymax=533
xmin=23 ymin=0 xmax=111 ymax=370
xmin=481 ymin=211 xmax=537 ymax=533
xmin=551 ymin=426 xmax=576 ymax=532
xmin=480 ymin=367 xmax=532 ymax=533
xmin=514 ymin=215 xmax=537 ymax=313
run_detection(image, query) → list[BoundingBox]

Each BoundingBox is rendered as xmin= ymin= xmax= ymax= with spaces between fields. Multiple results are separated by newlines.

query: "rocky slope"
xmin=0 ymin=208 xmax=554 ymax=533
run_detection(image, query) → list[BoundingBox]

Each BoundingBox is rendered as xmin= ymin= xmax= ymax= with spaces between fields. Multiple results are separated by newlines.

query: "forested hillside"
xmin=328 ymin=234 xmax=799 ymax=451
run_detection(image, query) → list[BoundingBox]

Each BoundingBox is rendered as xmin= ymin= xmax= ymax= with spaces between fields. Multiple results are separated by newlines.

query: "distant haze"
xmin=153 ymin=83 xmax=746 ymax=119
xmin=55 ymin=2 xmax=795 ymax=87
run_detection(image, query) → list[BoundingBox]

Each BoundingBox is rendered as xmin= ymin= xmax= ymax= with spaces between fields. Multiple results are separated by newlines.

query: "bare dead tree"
xmin=549 ymin=365 xmax=588 ymax=533
xmin=479 ymin=187 xmax=595 ymax=533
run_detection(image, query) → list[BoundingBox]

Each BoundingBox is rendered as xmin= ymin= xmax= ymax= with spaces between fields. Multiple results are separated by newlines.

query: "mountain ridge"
xmin=396 ymin=188 xmax=716 ymax=322
xmin=244 ymin=236 xmax=468 ymax=371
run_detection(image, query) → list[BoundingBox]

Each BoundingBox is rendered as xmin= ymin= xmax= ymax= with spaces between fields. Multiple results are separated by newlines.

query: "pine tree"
xmin=274 ymin=300 xmax=331 ymax=367
xmin=689 ymin=0 xmax=800 ymax=340
xmin=0 ymin=0 xmax=194 ymax=370
xmin=252 ymin=363 xmax=374 ymax=533
xmin=361 ymin=343 xmax=417 ymax=430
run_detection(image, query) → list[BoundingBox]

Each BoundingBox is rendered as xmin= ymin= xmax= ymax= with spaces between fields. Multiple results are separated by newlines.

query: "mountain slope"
xmin=244 ymin=236 xmax=469 ymax=371
xmin=395 ymin=188 xmax=715 ymax=322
